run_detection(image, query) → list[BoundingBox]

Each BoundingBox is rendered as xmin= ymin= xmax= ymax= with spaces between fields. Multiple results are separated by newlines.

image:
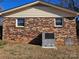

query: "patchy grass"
xmin=0 ymin=43 xmax=79 ymax=59
xmin=0 ymin=40 xmax=6 ymax=48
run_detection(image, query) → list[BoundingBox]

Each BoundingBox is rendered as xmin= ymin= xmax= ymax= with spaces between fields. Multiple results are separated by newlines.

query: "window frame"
xmin=54 ymin=17 xmax=64 ymax=27
xmin=16 ymin=18 xmax=25 ymax=27
xmin=42 ymin=32 xmax=56 ymax=48
xmin=42 ymin=32 xmax=55 ymax=40
xmin=45 ymin=33 xmax=55 ymax=39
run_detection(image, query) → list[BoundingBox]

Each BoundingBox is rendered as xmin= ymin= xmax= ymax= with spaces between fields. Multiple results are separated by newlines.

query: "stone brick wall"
xmin=3 ymin=17 xmax=77 ymax=45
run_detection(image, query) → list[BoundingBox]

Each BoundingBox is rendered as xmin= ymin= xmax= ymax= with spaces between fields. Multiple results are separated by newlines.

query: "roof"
xmin=0 ymin=1 xmax=79 ymax=16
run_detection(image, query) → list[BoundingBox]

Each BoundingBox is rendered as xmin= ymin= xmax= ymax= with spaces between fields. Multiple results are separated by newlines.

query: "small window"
xmin=16 ymin=18 xmax=25 ymax=27
xmin=45 ymin=33 xmax=54 ymax=39
xmin=54 ymin=18 xmax=63 ymax=27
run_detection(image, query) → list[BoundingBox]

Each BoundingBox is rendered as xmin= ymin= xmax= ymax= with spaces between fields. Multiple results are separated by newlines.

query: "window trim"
xmin=16 ymin=18 xmax=25 ymax=27
xmin=43 ymin=32 xmax=55 ymax=39
xmin=42 ymin=32 xmax=55 ymax=40
xmin=54 ymin=18 xmax=63 ymax=27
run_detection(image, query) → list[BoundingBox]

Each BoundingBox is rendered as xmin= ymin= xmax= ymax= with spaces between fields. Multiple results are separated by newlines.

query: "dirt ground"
xmin=0 ymin=42 xmax=79 ymax=59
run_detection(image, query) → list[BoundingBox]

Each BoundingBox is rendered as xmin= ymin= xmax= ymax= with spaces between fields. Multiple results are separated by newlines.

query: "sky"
xmin=0 ymin=0 xmax=79 ymax=11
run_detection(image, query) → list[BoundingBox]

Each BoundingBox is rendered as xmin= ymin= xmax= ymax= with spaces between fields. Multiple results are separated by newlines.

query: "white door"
xmin=42 ymin=32 xmax=55 ymax=48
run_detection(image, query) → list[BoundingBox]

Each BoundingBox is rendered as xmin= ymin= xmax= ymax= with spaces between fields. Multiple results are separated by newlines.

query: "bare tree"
xmin=0 ymin=7 xmax=3 ymax=12
xmin=37 ymin=0 xmax=44 ymax=1
xmin=68 ymin=0 xmax=75 ymax=10
xmin=59 ymin=0 xmax=76 ymax=10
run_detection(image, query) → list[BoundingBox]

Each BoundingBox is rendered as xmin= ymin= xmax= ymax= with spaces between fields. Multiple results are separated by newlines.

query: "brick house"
xmin=0 ymin=1 xmax=78 ymax=48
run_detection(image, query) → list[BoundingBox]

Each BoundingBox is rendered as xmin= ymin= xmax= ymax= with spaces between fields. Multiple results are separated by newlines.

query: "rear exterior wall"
xmin=3 ymin=17 xmax=77 ymax=45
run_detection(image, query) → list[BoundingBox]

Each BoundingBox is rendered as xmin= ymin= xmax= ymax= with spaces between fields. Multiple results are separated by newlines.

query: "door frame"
xmin=42 ymin=32 xmax=56 ymax=48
